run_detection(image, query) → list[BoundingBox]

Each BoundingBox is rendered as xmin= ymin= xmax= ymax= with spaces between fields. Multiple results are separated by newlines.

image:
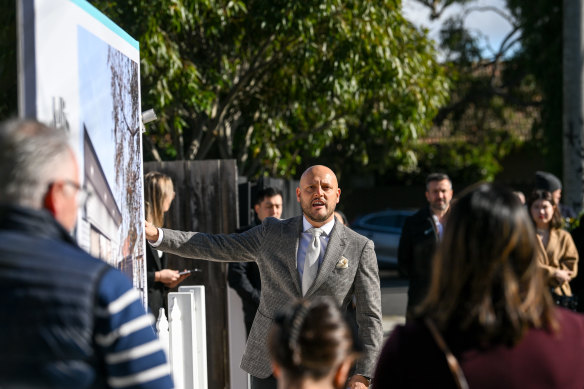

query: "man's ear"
xmin=43 ymin=184 xmax=57 ymax=216
xmin=254 ymin=203 xmax=261 ymax=215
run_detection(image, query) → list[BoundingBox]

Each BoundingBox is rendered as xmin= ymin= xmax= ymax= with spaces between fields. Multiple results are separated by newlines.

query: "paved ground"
xmin=380 ymin=270 xmax=407 ymax=338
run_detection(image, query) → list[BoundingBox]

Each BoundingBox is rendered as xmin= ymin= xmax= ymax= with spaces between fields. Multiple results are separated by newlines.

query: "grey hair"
xmin=0 ymin=119 xmax=72 ymax=208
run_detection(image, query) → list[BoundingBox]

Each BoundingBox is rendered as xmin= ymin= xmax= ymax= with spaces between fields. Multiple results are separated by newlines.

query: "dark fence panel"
xmin=235 ymin=177 xmax=301 ymax=227
xmin=256 ymin=176 xmax=300 ymax=220
xmin=144 ymin=160 xmax=238 ymax=389
xmin=238 ymin=180 xmax=252 ymax=228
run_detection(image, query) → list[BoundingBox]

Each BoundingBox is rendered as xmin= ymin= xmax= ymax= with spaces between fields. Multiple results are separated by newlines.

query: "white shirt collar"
xmin=431 ymin=214 xmax=444 ymax=239
xmin=302 ymin=215 xmax=335 ymax=236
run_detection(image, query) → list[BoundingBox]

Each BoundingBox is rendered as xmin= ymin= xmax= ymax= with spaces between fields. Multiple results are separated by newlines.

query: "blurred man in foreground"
xmin=0 ymin=119 xmax=173 ymax=389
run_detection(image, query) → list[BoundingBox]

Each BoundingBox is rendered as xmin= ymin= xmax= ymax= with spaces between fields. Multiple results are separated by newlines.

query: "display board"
xmin=18 ymin=0 xmax=146 ymax=302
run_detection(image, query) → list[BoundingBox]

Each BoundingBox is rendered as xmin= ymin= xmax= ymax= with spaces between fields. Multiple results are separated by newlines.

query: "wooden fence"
xmin=144 ymin=160 xmax=238 ymax=389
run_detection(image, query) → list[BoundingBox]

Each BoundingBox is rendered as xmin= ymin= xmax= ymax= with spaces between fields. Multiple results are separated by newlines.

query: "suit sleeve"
xmin=157 ymin=224 xmax=264 ymax=263
xmin=353 ymin=239 xmax=383 ymax=377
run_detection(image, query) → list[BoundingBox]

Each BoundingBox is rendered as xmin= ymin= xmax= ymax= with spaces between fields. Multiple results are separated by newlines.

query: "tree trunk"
xmin=563 ymin=0 xmax=584 ymax=214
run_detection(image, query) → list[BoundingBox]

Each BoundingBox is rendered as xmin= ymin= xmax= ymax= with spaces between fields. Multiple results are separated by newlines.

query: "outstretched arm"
xmin=154 ymin=224 xmax=264 ymax=264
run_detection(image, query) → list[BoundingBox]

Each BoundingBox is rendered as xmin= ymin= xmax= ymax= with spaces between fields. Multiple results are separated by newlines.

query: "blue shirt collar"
xmin=302 ymin=215 xmax=335 ymax=236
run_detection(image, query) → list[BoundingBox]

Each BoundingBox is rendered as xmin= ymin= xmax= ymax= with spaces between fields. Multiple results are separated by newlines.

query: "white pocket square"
xmin=336 ymin=257 xmax=349 ymax=269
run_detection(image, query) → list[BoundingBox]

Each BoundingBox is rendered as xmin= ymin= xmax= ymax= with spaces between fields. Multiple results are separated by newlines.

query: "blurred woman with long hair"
xmin=373 ymin=183 xmax=584 ymax=388
xmin=144 ymin=171 xmax=189 ymax=320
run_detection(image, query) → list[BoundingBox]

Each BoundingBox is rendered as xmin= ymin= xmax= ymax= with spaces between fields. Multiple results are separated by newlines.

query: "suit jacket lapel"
xmin=306 ymin=221 xmax=346 ymax=296
xmin=284 ymin=216 xmax=303 ymax=296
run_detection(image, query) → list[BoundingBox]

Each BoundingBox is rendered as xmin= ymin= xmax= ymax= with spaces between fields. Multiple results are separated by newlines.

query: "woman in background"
xmin=144 ymin=171 xmax=190 ymax=320
xmin=373 ymin=183 xmax=584 ymax=388
xmin=527 ymin=189 xmax=578 ymax=300
xmin=269 ymin=296 xmax=361 ymax=389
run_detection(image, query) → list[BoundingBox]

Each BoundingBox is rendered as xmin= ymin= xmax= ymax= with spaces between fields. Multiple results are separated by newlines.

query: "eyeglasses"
xmin=50 ymin=180 xmax=91 ymax=204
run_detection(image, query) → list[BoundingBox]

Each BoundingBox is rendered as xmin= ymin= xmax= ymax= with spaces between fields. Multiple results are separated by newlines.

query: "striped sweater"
xmin=95 ymin=269 xmax=174 ymax=389
xmin=0 ymin=205 xmax=173 ymax=389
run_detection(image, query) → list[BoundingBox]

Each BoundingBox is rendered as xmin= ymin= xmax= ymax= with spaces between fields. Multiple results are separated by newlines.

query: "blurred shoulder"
xmin=554 ymin=228 xmax=577 ymax=245
xmin=556 ymin=307 xmax=584 ymax=335
xmin=262 ymin=215 xmax=301 ymax=228
xmin=410 ymin=206 xmax=431 ymax=221
xmin=555 ymin=228 xmax=574 ymax=239
xmin=379 ymin=320 xmax=435 ymax=362
xmin=343 ymin=223 xmax=370 ymax=244
xmin=97 ymin=267 xmax=136 ymax=300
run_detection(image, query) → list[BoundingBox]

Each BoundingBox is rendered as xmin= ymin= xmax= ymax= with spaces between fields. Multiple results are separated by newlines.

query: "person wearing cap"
xmin=534 ymin=171 xmax=576 ymax=222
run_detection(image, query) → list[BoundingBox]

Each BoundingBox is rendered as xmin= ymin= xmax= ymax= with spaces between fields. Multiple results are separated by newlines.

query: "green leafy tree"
xmin=506 ymin=0 xmax=562 ymax=173
xmin=410 ymin=0 xmax=560 ymax=184
xmin=90 ymin=0 xmax=448 ymax=178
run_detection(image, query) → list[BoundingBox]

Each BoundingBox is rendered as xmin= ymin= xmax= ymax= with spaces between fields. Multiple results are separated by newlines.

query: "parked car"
xmin=350 ymin=209 xmax=414 ymax=269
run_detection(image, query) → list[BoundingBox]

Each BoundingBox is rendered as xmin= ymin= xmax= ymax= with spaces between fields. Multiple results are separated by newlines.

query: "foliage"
xmin=411 ymin=0 xmax=561 ymax=185
xmin=506 ymin=0 xmax=562 ymax=173
xmin=90 ymin=0 xmax=448 ymax=178
xmin=409 ymin=129 xmax=520 ymax=185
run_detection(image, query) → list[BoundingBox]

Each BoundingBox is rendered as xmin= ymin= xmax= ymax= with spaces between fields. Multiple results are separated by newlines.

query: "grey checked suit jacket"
xmin=158 ymin=215 xmax=382 ymax=378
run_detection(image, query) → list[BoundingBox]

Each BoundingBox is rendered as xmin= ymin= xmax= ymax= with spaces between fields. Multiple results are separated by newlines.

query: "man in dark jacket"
xmin=228 ymin=187 xmax=283 ymax=335
xmin=398 ymin=173 xmax=453 ymax=321
xmin=0 ymin=119 xmax=173 ymax=388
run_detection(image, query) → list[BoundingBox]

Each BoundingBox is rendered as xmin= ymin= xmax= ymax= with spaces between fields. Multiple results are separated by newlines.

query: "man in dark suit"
xmin=228 ymin=187 xmax=283 ymax=335
xmin=145 ymin=165 xmax=382 ymax=389
xmin=398 ymin=172 xmax=453 ymax=321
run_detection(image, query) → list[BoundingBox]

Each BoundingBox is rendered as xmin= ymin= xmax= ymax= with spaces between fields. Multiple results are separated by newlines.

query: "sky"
xmin=402 ymin=0 xmax=516 ymax=58
xmin=78 ymin=26 xmax=116 ymax=192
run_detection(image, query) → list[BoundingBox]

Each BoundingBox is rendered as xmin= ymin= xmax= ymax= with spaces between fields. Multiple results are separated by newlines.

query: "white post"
xmin=169 ymin=297 xmax=185 ymax=389
xmin=168 ymin=292 xmax=197 ymax=389
xmin=156 ymin=308 xmax=170 ymax=360
xmin=178 ymin=285 xmax=208 ymax=389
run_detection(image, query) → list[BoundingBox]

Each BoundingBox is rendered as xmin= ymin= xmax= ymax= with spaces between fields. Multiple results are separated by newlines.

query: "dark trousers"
xmin=250 ymin=374 xmax=277 ymax=389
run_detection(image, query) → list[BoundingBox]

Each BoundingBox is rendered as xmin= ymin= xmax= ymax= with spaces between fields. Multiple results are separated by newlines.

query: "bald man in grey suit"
xmin=145 ymin=165 xmax=382 ymax=389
